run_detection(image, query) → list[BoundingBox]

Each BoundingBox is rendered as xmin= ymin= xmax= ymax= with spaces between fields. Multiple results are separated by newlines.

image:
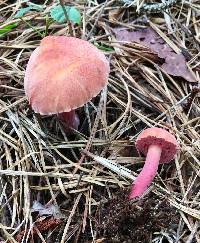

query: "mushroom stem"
xmin=58 ymin=110 xmax=80 ymax=131
xmin=129 ymin=144 xmax=162 ymax=200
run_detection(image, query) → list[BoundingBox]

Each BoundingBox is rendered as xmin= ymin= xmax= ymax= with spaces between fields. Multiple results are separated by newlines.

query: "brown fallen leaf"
xmin=15 ymin=216 xmax=62 ymax=242
xmin=112 ymin=27 xmax=197 ymax=82
xmin=15 ymin=201 xmax=64 ymax=242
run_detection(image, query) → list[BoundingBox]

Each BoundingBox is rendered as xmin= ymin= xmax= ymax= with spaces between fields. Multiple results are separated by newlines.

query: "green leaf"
xmin=93 ymin=42 xmax=113 ymax=52
xmin=67 ymin=7 xmax=81 ymax=25
xmin=0 ymin=23 xmax=17 ymax=36
xmin=14 ymin=7 xmax=32 ymax=18
xmin=50 ymin=5 xmax=81 ymax=25
xmin=50 ymin=5 xmax=69 ymax=23
xmin=14 ymin=3 xmax=43 ymax=18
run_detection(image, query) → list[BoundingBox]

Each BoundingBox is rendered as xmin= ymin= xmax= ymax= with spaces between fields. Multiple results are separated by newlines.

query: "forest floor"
xmin=0 ymin=0 xmax=200 ymax=242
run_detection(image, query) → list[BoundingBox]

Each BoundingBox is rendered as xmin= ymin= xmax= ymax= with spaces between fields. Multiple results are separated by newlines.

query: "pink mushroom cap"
xmin=135 ymin=127 xmax=178 ymax=164
xmin=24 ymin=36 xmax=110 ymax=115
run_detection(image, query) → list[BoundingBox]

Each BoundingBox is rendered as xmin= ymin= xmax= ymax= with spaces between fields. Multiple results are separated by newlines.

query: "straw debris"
xmin=0 ymin=0 xmax=200 ymax=242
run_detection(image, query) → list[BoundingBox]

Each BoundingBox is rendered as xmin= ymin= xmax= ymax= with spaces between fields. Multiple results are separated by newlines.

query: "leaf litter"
xmin=0 ymin=0 xmax=200 ymax=242
xmin=113 ymin=27 xmax=197 ymax=82
xmin=15 ymin=201 xmax=63 ymax=242
xmin=15 ymin=216 xmax=62 ymax=242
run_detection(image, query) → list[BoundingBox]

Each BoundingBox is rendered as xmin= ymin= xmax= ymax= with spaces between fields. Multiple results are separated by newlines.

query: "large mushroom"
xmin=24 ymin=36 xmax=110 ymax=130
xmin=129 ymin=127 xmax=178 ymax=200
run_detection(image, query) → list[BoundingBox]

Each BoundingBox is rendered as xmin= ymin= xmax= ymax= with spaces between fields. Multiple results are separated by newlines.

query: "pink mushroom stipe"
xmin=129 ymin=127 xmax=178 ymax=200
xmin=24 ymin=36 xmax=110 ymax=130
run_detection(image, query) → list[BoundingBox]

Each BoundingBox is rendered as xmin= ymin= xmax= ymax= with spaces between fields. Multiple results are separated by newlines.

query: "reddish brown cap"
xmin=24 ymin=36 xmax=110 ymax=115
xmin=135 ymin=127 xmax=178 ymax=163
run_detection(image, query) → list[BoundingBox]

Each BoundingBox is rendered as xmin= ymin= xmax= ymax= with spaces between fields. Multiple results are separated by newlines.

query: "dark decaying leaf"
xmin=113 ymin=27 xmax=197 ymax=82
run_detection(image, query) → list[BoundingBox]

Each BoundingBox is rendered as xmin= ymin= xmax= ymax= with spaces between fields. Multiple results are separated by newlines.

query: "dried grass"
xmin=0 ymin=0 xmax=200 ymax=242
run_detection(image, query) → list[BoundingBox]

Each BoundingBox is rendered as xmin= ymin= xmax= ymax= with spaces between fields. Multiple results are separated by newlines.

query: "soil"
xmin=94 ymin=189 xmax=179 ymax=243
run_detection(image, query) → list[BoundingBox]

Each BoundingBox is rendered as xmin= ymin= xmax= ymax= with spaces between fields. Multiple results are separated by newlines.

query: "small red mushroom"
xmin=129 ymin=127 xmax=178 ymax=200
xmin=24 ymin=36 xmax=110 ymax=130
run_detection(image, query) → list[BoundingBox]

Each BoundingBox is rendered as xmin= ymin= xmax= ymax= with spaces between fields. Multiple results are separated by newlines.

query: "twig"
xmin=183 ymin=86 xmax=200 ymax=113
xmin=72 ymin=88 xmax=106 ymax=175
xmin=82 ymin=150 xmax=135 ymax=180
xmin=86 ymin=0 xmax=108 ymax=40
xmin=59 ymin=0 xmax=73 ymax=36
xmin=60 ymin=194 xmax=82 ymax=243
xmin=19 ymin=17 xmax=43 ymax=37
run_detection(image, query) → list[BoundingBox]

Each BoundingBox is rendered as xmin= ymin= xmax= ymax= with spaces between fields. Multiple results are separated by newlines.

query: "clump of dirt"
xmin=95 ymin=189 xmax=179 ymax=242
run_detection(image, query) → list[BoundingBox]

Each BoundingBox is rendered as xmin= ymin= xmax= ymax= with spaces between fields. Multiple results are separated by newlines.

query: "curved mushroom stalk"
xmin=58 ymin=110 xmax=80 ymax=131
xmin=129 ymin=127 xmax=178 ymax=200
xmin=129 ymin=144 xmax=162 ymax=199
